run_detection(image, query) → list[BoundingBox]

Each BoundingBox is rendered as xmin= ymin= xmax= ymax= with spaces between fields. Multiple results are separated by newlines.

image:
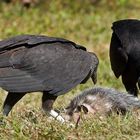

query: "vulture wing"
xmin=0 ymin=35 xmax=95 ymax=95
xmin=110 ymin=19 xmax=140 ymax=78
xmin=110 ymin=32 xmax=128 ymax=78
xmin=0 ymin=34 xmax=86 ymax=53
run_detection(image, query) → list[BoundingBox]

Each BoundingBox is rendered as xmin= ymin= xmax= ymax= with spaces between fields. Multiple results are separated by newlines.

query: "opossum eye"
xmin=74 ymin=106 xmax=81 ymax=113
xmin=76 ymin=106 xmax=81 ymax=112
xmin=65 ymin=106 xmax=70 ymax=110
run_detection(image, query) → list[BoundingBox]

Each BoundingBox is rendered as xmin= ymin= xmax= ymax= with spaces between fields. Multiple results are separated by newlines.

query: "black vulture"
xmin=110 ymin=19 xmax=140 ymax=96
xmin=0 ymin=34 xmax=99 ymax=122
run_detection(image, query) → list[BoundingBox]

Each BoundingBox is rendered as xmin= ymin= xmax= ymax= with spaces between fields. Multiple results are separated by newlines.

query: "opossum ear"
xmin=80 ymin=104 xmax=89 ymax=114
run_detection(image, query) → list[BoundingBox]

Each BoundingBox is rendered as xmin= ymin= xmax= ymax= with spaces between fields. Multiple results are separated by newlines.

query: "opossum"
xmin=64 ymin=87 xmax=140 ymax=122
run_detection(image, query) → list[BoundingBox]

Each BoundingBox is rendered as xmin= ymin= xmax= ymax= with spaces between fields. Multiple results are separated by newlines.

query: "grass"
xmin=0 ymin=0 xmax=140 ymax=139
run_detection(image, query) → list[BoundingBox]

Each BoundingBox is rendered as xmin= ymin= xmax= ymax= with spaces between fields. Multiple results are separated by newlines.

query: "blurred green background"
xmin=0 ymin=0 xmax=140 ymax=139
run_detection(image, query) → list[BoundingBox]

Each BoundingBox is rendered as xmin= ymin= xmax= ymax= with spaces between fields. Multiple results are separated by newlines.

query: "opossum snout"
xmin=63 ymin=103 xmax=96 ymax=122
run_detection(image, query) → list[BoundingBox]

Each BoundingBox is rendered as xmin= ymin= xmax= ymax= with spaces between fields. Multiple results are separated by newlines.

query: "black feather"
xmin=110 ymin=19 xmax=140 ymax=96
xmin=0 ymin=35 xmax=98 ymax=95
